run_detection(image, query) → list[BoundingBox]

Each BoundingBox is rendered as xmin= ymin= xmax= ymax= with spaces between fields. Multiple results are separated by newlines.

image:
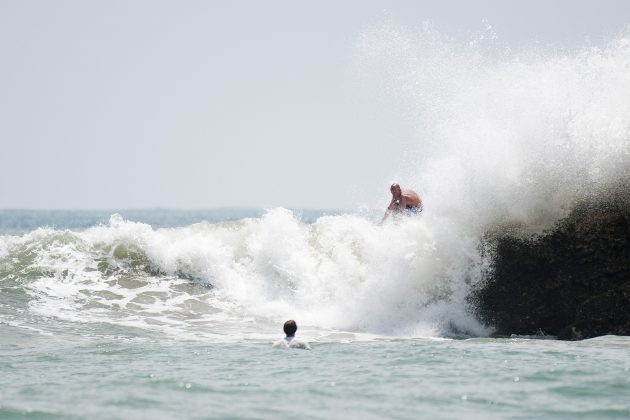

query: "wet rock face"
xmin=473 ymin=198 xmax=630 ymax=340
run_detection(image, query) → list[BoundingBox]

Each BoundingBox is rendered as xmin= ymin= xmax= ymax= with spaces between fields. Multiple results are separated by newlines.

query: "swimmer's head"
xmin=283 ymin=320 xmax=297 ymax=337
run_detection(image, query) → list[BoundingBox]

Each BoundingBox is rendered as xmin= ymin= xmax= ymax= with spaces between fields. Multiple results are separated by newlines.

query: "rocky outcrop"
xmin=472 ymin=192 xmax=630 ymax=340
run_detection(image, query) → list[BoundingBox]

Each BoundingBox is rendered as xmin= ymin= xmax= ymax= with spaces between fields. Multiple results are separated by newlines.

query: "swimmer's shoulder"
xmin=273 ymin=337 xmax=311 ymax=350
xmin=273 ymin=339 xmax=289 ymax=348
xmin=288 ymin=339 xmax=311 ymax=350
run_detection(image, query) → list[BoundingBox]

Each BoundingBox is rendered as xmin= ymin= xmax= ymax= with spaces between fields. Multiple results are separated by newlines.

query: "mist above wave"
xmin=357 ymin=22 xmax=630 ymax=236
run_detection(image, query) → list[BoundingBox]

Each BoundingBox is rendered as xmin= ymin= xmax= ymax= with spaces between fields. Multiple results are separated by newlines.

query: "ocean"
xmin=4 ymin=16 xmax=630 ymax=420
xmin=1 ymin=210 xmax=628 ymax=419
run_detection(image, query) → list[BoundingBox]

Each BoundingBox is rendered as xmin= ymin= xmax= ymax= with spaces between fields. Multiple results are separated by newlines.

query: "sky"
xmin=1 ymin=0 xmax=629 ymax=209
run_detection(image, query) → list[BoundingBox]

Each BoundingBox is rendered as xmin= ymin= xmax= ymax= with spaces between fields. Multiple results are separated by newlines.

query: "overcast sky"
xmin=1 ymin=0 xmax=629 ymax=209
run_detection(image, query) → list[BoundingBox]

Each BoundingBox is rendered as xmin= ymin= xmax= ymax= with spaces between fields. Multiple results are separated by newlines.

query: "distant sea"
xmin=0 ymin=208 xmax=342 ymax=235
xmin=1 ymin=209 xmax=628 ymax=419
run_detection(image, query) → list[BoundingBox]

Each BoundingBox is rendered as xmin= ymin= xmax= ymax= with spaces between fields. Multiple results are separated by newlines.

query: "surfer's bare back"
xmin=381 ymin=183 xmax=423 ymax=223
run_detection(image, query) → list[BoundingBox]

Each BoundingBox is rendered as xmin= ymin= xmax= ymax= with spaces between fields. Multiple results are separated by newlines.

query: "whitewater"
xmin=0 ymin=208 xmax=488 ymax=341
xmin=2 ymin=24 xmax=630 ymax=419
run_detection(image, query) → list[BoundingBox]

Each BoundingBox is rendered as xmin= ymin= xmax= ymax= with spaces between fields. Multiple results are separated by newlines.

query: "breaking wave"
xmin=0 ymin=211 xmax=487 ymax=340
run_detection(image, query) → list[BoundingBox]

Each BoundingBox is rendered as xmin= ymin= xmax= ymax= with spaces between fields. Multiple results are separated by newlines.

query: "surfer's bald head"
xmin=283 ymin=320 xmax=297 ymax=337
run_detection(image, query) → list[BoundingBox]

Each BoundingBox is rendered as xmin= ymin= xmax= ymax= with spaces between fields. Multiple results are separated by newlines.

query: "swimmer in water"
xmin=273 ymin=320 xmax=311 ymax=350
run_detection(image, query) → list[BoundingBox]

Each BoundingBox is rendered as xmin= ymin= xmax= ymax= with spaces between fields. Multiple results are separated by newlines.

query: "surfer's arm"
xmin=381 ymin=198 xmax=402 ymax=224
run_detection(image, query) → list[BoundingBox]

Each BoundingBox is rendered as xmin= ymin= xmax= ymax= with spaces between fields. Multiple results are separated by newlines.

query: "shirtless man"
xmin=381 ymin=183 xmax=423 ymax=223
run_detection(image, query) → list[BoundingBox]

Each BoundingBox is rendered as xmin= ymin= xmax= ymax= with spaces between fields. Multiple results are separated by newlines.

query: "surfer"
xmin=380 ymin=183 xmax=423 ymax=223
xmin=273 ymin=320 xmax=311 ymax=350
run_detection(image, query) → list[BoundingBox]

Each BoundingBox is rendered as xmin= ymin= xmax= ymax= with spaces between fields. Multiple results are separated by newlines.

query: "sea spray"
xmin=353 ymin=24 xmax=630 ymax=337
xmin=356 ymin=23 xmax=630 ymax=236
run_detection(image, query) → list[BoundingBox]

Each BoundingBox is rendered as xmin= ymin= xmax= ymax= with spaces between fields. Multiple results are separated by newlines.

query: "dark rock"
xmin=472 ymin=191 xmax=630 ymax=340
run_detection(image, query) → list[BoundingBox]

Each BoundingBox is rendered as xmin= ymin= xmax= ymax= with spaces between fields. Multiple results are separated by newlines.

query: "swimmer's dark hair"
xmin=283 ymin=320 xmax=297 ymax=337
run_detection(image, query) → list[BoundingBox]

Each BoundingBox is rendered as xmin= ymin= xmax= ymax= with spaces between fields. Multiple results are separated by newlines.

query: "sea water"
xmin=1 ymin=210 xmax=629 ymax=419
xmin=3 ymin=24 xmax=630 ymax=419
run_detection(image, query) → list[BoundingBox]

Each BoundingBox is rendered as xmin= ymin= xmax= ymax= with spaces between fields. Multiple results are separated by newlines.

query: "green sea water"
xmin=2 ymin=324 xmax=629 ymax=419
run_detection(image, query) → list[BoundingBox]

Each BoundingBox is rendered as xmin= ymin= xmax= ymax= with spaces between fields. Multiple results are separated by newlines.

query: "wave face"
xmin=0 ymin=212 xmax=488 ymax=340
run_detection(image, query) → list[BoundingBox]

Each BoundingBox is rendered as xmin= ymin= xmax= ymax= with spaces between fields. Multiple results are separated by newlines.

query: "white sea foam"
xmin=0 ymin=210 xmax=488 ymax=340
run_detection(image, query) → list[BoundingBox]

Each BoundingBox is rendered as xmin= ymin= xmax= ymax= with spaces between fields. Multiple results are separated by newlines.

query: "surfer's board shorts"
xmin=405 ymin=204 xmax=423 ymax=215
